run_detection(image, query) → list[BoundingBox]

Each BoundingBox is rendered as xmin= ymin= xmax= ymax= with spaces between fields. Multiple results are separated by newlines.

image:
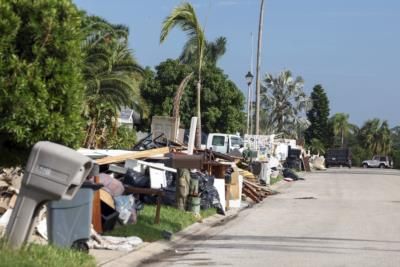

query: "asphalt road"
xmin=141 ymin=168 xmax=400 ymax=267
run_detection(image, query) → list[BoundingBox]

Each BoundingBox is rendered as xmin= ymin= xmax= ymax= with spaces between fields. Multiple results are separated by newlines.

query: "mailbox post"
xmin=5 ymin=141 xmax=93 ymax=248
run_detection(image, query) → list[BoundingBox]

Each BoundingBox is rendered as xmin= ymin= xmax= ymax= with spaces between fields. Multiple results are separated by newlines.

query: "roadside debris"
xmin=0 ymin=120 xmax=319 ymax=254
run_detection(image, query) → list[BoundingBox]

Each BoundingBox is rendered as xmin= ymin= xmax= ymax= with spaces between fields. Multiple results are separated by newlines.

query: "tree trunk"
xmin=255 ymin=0 xmax=265 ymax=135
xmin=341 ymin=129 xmax=344 ymax=147
xmin=86 ymin=119 xmax=97 ymax=149
xmin=195 ymin=80 xmax=202 ymax=148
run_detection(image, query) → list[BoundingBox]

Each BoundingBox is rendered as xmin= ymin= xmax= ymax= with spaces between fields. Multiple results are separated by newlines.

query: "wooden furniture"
xmin=124 ymin=186 xmax=164 ymax=224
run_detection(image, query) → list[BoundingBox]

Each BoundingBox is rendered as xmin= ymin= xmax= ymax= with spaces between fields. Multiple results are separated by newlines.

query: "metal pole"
xmin=246 ymin=82 xmax=251 ymax=135
xmin=255 ymin=0 xmax=265 ymax=135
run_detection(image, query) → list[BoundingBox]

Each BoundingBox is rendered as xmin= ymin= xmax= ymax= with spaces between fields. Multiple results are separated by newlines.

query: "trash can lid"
xmin=82 ymin=181 xmax=103 ymax=190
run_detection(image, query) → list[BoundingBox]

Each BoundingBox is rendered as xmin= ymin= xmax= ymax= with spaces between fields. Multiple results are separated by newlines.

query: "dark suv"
xmin=325 ymin=148 xmax=352 ymax=168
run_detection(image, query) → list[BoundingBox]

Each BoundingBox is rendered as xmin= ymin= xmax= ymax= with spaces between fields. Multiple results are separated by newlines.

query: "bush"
xmin=0 ymin=0 xmax=85 ymax=166
xmin=351 ymin=145 xmax=372 ymax=167
xmin=104 ymin=125 xmax=137 ymax=149
xmin=391 ymin=149 xmax=400 ymax=169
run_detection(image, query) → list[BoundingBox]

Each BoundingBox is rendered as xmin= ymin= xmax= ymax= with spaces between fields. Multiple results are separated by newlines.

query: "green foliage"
xmin=391 ymin=126 xmax=400 ymax=150
xmin=308 ymin=138 xmax=326 ymax=155
xmin=0 ymin=0 xmax=85 ymax=165
xmin=140 ymin=59 xmax=245 ymax=133
xmin=329 ymin=113 xmax=351 ymax=147
xmin=105 ymin=125 xmax=136 ymax=149
xmin=160 ymin=2 xmax=205 ymax=73
xmin=106 ymin=205 xmax=216 ymax=242
xmin=359 ymin=118 xmax=392 ymax=155
xmin=81 ymin=15 xmax=143 ymax=148
xmin=391 ymin=149 xmax=400 ymax=169
xmin=260 ymin=70 xmax=311 ymax=138
xmin=0 ymin=239 xmax=96 ymax=267
xmin=350 ymin=145 xmax=372 ymax=167
xmin=305 ymin=85 xmax=330 ymax=148
xmin=270 ymin=174 xmax=283 ymax=185
xmin=180 ymin=36 xmax=227 ymax=66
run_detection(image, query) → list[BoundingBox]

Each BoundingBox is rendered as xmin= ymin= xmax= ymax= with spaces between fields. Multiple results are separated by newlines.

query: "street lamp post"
xmin=245 ymin=71 xmax=254 ymax=136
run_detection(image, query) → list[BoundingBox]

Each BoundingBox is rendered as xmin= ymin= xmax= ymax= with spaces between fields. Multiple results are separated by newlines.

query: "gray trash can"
xmin=47 ymin=181 xmax=101 ymax=252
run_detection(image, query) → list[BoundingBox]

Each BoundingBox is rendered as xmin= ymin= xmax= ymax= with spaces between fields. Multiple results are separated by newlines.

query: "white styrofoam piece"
xmin=187 ymin=117 xmax=197 ymax=155
xmin=137 ymin=160 xmax=177 ymax=173
xmin=149 ymin=167 xmax=166 ymax=189
xmin=0 ymin=208 xmax=12 ymax=227
xmin=213 ymin=178 xmax=225 ymax=212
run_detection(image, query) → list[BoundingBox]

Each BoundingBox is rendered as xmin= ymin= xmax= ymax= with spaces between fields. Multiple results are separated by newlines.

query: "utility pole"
xmin=255 ymin=0 xmax=265 ymax=135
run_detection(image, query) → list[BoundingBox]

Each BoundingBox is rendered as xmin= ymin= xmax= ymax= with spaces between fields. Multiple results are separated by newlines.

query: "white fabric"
xmin=89 ymin=229 xmax=143 ymax=252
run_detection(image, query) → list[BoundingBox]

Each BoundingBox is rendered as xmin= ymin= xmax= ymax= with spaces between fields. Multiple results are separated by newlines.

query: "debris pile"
xmin=0 ymin=167 xmax=22 ymax=235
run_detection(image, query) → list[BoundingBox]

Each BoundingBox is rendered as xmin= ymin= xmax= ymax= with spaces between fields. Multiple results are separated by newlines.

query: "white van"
xmin=206 ymin=133 xmax=244 ymax=154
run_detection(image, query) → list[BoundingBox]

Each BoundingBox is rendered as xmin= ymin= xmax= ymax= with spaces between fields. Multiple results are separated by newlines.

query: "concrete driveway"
xmin=142 ymin=168 xmax=400 ymax=267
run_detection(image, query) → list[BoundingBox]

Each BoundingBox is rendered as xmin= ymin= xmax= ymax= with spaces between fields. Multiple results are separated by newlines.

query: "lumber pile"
xmin=242 ymin=180 xmax=274 ymax=203
xmin=237 ymin=168 xmax=276 ymax=203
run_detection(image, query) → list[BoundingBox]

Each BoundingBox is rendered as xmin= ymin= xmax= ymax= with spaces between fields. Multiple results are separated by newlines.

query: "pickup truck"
xmin=206 ymin=133 xmax=244 ymax=155
xmin=362 ymin=155 xmax=393 ymax=169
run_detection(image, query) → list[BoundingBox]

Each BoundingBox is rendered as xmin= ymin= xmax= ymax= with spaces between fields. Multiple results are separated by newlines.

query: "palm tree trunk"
xmin=341 ymin=128 xmax=344 ymax=147
xmin=255 ymin=0 xmax=265 ymax=135
xmin=86 ymin=119 xmax=97 ymax=148
xmin=195 ymin=80 xmax=202 ymax=148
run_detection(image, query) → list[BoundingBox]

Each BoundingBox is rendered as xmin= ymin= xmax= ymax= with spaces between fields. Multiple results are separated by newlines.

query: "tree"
xmin=308 ymin=138 xmax=326 ymax=155
xmin=330 ymin=113 xmax=351 ymax=147
xmin=260 ymin=70 xmax=310 ymax=137
xmin=140 ymin=59 xmax=245 ymax=133
xmin=0 ymin=0 xmax=84 ymax=165
xmin=180 ymin=36 xmax=227 ymax=66
xmin=390 ymin=126 xmax=400 ymax=150
xmin=81 ymin=16 xmax=143 ymax=148
xmin=160 ymin=2 xmax=205 ymax=148
xmin=359 ymin=119 xmax=392 ymax=155
xmin=305 ymin=85 xmax=330 ymax=148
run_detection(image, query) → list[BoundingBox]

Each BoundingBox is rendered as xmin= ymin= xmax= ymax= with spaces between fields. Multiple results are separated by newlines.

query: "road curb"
xmin=95 ymin=206 xmax=248 ymax=267
xmin=93 ymin=180 xmax=290 ymax=267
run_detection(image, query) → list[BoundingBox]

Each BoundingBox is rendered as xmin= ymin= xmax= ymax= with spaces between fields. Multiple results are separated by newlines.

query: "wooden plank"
xmin=243 ymin=180 xmax=273 ymax=193
xmin=95 ymin=147 xmax=170 ymax=165
xmin=92 ymin=175 xmax=103 ymax=234
xmin=243 ymin=183 xmax=260 ymax=198
xmin=242 ymin=187 xmax=260 ymax=203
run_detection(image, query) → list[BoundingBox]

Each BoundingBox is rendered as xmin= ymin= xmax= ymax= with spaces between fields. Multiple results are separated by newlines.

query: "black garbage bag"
xmin=161 ymin=187 xmax=176 ymax=206
xmin=123 ymin=168 xmax=150 ymax=188
xmin=283 ymin=168 xmax=300 ymax=180
xmin=166 ymin=172 xmax=176 ymax=187
xmin=192 ymin=172 xmax=225 ymax=215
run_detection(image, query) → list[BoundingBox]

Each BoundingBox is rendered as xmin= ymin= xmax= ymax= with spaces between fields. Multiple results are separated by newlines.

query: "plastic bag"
xmin=123 ymin=168 xmax=150 ymax=188
xmin=114 ymin=195 xmax=137 ymax=224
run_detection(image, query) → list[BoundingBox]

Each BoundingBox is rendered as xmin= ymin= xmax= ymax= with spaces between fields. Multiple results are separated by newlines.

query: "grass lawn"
xmin=105 ymin=205 xmax=217 ymax=242
xmin=270 ymin=174 xmax=283 ymax=185
xmin=0 ymin=240 xmax=96 ymax=267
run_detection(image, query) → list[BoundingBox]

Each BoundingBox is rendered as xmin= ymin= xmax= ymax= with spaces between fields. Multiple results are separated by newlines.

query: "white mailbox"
xmin=5 ymin=141 xmax=93 ymax=248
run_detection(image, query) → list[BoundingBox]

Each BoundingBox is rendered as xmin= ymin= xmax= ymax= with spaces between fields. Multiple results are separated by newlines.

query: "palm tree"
xmin=330 ymin=113 xmax=350 ymax=147
xmin=82 ymin=16 xmax=143 ymax=148
xmin=179 ymin=36 xmax=227 ymax=66
xmin=309 ymin=138 xmax=326 ymax=155
xmin=160 ymin=2 xmax=205 ymax=148
xmin=360 ymin=119 xmax=392 ymax=155
xmin=261 ymin=70 xmax=310 ymax=137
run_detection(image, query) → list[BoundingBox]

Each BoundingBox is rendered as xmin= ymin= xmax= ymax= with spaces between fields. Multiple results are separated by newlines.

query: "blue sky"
xmin=74 ymin=0 xmax=400 ymax=127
